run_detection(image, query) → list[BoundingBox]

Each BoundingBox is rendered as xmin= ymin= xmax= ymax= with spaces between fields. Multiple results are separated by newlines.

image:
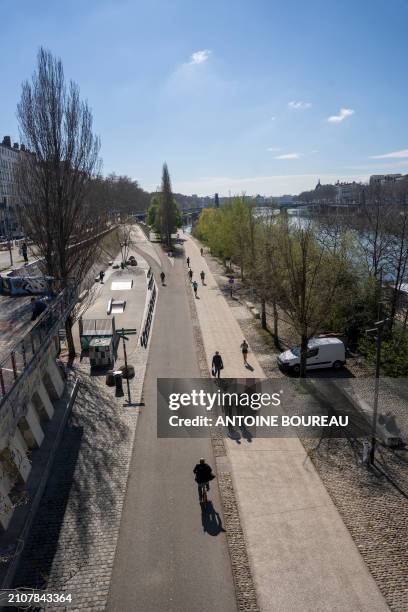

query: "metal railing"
xmin=0 ymin=283 xmax=78 ymax=403
xmin=140 ymin=279 xmax=157 ymax=348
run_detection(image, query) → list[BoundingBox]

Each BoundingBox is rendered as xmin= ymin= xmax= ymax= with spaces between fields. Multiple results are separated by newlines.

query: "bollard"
xmin=114 ymin=371 xmax=123 ymax=395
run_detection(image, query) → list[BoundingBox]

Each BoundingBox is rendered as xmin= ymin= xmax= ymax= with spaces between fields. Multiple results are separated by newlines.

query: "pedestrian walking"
xmin=160 ymin=271 xmax=166 ymax=285
xmin=188 ymin=269 xmax=193 ymax=281
xmin=241 ymin=339 xmax=249 ymax=365
xmin=211 ymin=351 xmax=224 ymax=379
xmin=99 ymin=270 xmax=105 ymax=283
xmin=21 ymin=242 xmax=28 ymax=265
xmin=200 ymin=270 xmax=205 ymax=285
xmin=192 ymin=280 xmax=198 ymax=298
xmin=186 ymin=256 xmax=190 ymax=267
xmin=200 ymin=247 xmax=204 ymax=256
xmin=30 ymin=297 xmax=47 ymax=321
xmin=228 ymin=276 xmax=234 ymax=298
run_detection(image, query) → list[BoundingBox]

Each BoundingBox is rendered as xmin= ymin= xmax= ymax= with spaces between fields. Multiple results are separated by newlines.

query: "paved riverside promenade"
xmin=12 ymin=235 xmax=152 ymax=611
xmin=184 ymin=235 xmax=389 ymax=612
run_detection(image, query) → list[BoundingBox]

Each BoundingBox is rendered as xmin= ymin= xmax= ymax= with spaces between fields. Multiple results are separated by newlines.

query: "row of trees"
xmin=87 ymin=173 xmax=150 ymax=218
xmin=193 ymin=192 xmax=408 ymax=376
xmin=15 ymin=48 xmax=187 ymax=354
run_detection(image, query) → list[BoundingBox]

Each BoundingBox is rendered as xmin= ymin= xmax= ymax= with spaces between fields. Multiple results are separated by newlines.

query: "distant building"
xmin=275 ymin=194 xmax=294 ymax=206
xmin=369 ymin=174 xmax=405 ymax=186
xmin=0 ymin=135 xmax=25 ymax=237
xmin=335 ymin=181 xmax=363 ymax=206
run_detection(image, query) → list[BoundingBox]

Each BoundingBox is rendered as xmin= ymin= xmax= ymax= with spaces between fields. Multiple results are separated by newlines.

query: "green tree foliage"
xmin=147 ymin=194 xmax=161 ymax=232
xmin=359 ymin=329 xmax=408 ymax=376
xmin=193 ymin=196 xmax=255 ymax=275
xmin=160 ymin=163 xmax=176 ymax=247
xmin=269 ymin=217 xmax=351 ymax=375
xmin=325 ymin=276 xmax=378 ymax=350
xmin=147 ymin=196 xmax=181 ymax=236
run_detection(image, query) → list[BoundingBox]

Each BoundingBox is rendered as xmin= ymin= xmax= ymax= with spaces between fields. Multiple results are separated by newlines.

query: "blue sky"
xmin=1 ymin=0 xmax=408 ymax=195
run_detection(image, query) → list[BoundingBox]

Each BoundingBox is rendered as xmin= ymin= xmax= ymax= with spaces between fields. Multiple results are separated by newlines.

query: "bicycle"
xmin=198 ymin=482 xmax=209 ymax=503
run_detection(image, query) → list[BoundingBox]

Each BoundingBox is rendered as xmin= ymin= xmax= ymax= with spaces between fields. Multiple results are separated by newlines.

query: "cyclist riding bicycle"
xmin=193 ymin=458 xmax=214 ymax=501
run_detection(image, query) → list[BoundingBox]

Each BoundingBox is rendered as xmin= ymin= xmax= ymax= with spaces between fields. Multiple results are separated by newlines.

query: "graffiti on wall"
xmin=0 ymin=276 xmax=54 ymax=296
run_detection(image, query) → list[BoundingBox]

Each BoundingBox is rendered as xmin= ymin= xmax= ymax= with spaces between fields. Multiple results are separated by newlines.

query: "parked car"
xmin=277 ymin=337 xmax=346 ymax=375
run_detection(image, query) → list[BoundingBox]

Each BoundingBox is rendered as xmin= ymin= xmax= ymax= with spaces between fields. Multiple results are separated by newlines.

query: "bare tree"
xmin=268 ymin=217 xmax=349 ymax=376
xmin=356 ymin=184 xmax=393 ymax=279
xmin=17 ymin=47 xmax=101 ymax=356
xmin=115 ymin=221 xmax=137 ymax=264
xmin=388 ymin=193 xmax=408 ymax=326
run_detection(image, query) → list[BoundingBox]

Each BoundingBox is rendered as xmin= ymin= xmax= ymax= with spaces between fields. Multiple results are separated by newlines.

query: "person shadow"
xmin=227 ymin=424 xmax=241 ymax=443
xmin=200 ymin=501 xmax=226 ymax=535
xmin=239 ymin=423 xmax=253 ymax=443
xmin=245 ymin=362 xmax=254 ymax=371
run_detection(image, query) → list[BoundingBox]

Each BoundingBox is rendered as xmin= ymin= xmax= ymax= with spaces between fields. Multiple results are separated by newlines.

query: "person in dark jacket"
xmin=241 ymin=339 xmax=249 ymax=365
xmin=21 ymin=242 xmax=28 ymax=265
xmin=193 ymin=458 xmax=214 ymax=501
xmin=31 ymin=297 xmax=47 ymax=321
xmin=212 ymin=351 xmax=224 ymax=378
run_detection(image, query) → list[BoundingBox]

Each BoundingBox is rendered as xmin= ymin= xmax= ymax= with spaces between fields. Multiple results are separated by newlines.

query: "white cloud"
xmin=327 ymin=108 xmax=355 ymax=123
xmin=267 ymin=146 xmax=281 ymax=152
xmin=370 ymin=149 xmax=408 ymax=159
xmin=189 ymin=49 xmax=211 ymax=65
xmin=274 ymin=153 xmax=302 ymax=160
xmin=288 ymin=101 xmax=312 ymax=110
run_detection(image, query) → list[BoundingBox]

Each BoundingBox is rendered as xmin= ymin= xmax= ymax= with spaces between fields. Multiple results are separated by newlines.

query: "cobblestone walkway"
xmin=12 ymin=246 xmax=152 ymax=611
xmin=13 ymin=369 xmax=140 ymax=611
xmin=201 ymin=241 xmax=408 ymax=612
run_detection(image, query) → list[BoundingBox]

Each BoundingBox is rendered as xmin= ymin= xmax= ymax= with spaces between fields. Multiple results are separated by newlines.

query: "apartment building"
xmin=0 ymin=135 xmax=25 ymax=237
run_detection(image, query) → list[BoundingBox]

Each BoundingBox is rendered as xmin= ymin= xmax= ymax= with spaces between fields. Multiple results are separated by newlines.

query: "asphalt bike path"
xmin=107 ymin=237 xmax=237 ymax=612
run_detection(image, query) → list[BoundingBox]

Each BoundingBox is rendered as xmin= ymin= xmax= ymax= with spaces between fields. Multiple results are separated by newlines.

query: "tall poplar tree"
xmin=160 ymin=163 xmax=176 ymax=248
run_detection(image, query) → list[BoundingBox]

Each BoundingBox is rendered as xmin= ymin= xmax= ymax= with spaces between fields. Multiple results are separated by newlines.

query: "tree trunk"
xmin=273 ymin=299 xmax=279 ymax=342
xmin=261 ymin=297 xmax=267 ymax=330
xmin=65 ymin=314 xmax=75 ymax=358
xmin=403 ymin=305 xmax=408 ymax=330
xmin=300 ymin=333 xmax=308 ymax=378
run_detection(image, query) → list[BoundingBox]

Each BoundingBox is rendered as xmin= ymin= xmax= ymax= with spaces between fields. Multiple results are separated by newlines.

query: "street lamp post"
xmin=364 ymin=271 xmax=390 ymax=465
xmin=368 ymin=320 xmax=383 ymax=465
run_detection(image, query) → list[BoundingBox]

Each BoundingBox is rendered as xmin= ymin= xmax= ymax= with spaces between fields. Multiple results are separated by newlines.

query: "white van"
xmin=277 ymin=337 xmax=346 ymax=374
